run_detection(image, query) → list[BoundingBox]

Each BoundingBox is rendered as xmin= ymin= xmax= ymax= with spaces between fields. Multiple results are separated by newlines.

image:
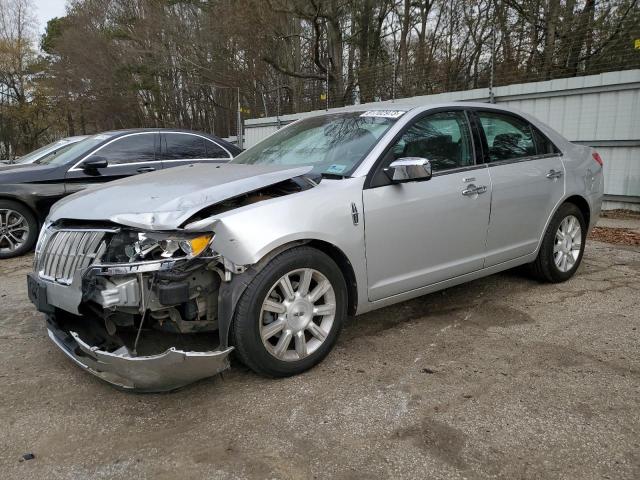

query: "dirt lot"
xmin=1 ymin=236 xmax=639 ymax=479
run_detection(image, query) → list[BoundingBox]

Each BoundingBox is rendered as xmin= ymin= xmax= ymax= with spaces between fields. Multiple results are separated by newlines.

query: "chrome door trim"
xmin=161 ymin=158 xmax=228 ymax=163
xmin=70 ymin=160 xmax=164 ymax=170
xmin=68 ymin=132 xmax=159 ymax=172
xmin=431 ymin=163 xmax=488 ymax=179
xmin=485 ymin=153 xmax=563 ymax=168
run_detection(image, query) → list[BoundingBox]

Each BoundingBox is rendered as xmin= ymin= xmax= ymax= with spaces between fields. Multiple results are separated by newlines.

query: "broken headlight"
xmin=104 ymin=230 xmax=213 ymax=263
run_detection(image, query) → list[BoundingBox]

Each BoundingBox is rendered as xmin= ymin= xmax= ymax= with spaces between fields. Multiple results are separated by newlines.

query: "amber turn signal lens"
xmin=180 ymin=234 xmax=212 ymax=257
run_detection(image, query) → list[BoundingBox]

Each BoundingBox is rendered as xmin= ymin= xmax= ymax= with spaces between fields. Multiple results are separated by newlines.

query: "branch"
xmin=262 ymin=57 xmax=327 ymax=81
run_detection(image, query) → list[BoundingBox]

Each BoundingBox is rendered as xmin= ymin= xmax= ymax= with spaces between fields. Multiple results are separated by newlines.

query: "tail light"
xmin=592 ymin=151 xmax=603 ymax=167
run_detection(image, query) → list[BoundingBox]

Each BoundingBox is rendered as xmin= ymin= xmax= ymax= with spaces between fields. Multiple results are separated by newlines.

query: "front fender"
xmin=209 ymin=178 xmax=366 ymax=267
xmin=209 ymin=177 xmax=369 ymax=327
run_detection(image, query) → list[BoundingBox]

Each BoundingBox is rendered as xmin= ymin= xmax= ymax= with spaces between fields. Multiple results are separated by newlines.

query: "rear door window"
xmin=205 ymin=139 xmax=230 ymax=158
xmin=163 ymin=133 xmax=207 ymax=160
xmin=476 ymin=111 xmax=536 ymax=162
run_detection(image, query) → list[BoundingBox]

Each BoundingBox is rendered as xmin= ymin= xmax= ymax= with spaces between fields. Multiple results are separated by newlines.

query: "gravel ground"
xmin=1 ymin=236 xmax=639 ymax=479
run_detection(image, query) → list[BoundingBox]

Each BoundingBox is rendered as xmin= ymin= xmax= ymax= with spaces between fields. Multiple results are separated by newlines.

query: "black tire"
xmin=0 ymin=200 xmax=39 ymax=259
xmin=231 ymin=246 xmax=347 ymax=377
xmin=529 ymin=202 xmax=587 ymax=283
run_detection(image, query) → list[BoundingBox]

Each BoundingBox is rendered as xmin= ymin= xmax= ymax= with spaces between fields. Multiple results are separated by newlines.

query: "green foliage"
xmin=40 ymin=17 xmax=67 ymax=55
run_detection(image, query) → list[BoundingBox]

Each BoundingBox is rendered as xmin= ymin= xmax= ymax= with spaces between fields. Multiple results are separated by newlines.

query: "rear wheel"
xmin=231 ymin=246 xmax=346 ymax=377
xmin=0 ymin=200 xmax=38 ymax=259
xmin=530 ymin=202 xmax=586 ymax=283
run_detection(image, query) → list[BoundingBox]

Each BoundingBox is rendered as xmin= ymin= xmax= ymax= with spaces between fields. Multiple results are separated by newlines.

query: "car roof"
xmin=98 ymin=128 xmax=220 ymax=138
xmin=250 ymin=101 xmax=535 ymax=128
xmin=94 ymin=128 xmax=240 ymax=153
xmin=312 ymin=101 xmax=527 ymax=115
xmin=62 ymin=135 xmax=90 ymax=142
xmin=293 ymin=102 xmax=551 ymax=135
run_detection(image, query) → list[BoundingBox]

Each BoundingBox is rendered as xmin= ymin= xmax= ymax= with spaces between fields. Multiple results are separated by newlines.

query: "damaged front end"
xmin=28 ymin=223 xmax=238 ymax=392
xmin=27 ymin=167 xmax=318 ymax=391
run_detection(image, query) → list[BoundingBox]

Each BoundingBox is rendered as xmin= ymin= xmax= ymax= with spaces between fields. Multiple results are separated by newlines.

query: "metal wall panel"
xmin=597 ymin=146 xmax=640 ymax=197
xmin=244 ymin=125 xmax=281 ymax=148
xmin=244 ymin=70 xmax=640 ymax=199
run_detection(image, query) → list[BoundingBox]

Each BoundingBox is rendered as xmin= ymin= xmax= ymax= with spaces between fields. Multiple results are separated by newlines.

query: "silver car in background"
xmin=1 ymin=136 xmax=88 ymax=165
xmin=27 ymin=103 xmax=604 ymax=391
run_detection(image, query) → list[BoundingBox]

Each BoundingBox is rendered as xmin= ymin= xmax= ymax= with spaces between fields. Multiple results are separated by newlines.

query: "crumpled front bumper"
xmin=46 ymin=317 xmax=233 ymax=392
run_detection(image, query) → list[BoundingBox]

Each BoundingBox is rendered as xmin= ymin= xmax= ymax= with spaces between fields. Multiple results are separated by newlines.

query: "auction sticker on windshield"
xmin=360 ymin=110 xmax=405 ymax=119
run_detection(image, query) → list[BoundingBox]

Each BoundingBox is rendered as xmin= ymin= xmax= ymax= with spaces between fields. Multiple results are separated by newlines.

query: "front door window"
xmin=390 ymin=111 xmax=474 ymax=172
xmin=98 ymin=134 xmax=156 ymax=164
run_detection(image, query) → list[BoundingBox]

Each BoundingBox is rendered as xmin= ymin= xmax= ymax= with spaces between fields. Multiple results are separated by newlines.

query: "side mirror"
xmin=82 ymin=156 xmax=108 ymax=170
xmin=384 ymin=157 xmax=432 ymax=183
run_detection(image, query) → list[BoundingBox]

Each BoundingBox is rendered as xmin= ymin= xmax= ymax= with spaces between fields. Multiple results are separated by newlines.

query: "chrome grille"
xmin=37 ymin=229 xmax=110 ymax=285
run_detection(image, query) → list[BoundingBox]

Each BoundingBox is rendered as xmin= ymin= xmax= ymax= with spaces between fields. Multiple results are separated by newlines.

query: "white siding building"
xmin=244 ymin=70 xmax=640 ymax=210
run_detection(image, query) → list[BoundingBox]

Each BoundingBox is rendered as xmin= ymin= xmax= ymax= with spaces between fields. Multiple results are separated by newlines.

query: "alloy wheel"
xmin=0 ymin=209 xmax=30 ymax=254
xmin=259 ymin=268 xmax=336 ymax=362
xmin=554 ymin=215 xmax=582 ymax=272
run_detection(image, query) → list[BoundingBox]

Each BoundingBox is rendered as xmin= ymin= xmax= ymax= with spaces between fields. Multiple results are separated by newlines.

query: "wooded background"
xmin=0 ymin=0 xmax=638 ymax=157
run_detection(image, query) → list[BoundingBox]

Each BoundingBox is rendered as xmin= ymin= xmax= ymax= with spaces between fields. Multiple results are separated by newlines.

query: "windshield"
xmin=15 ymin=141 xmax=65 ymax=164
xmin=20 ymin=141 xmax=77 ymax=164
xmin=232 ymin=112 xmax=400 ymax=176
xmin=35 ymin=133 xmax=113 ymax=166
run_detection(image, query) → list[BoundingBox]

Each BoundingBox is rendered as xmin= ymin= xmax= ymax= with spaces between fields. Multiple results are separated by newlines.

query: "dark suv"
xmin=0 ymin=128 xmax=240 ymax=258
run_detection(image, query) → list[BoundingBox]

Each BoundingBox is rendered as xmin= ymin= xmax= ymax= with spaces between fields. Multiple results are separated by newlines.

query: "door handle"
xmin=546 ymin=169 xmax=563 ymax=179
xmin=462 ymin=184 xmax=487 ymax=197
xmin=136 ymin=166 xmax=156 ymax=173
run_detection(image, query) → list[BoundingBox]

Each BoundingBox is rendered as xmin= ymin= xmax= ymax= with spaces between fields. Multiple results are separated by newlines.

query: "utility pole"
xmin=326 ymin=31 xmax=330 ymax=111
xmin=236 ymin=86 xmax=243 ymax=149
xmin=489 ymin=25 xmax=496 ymax=104
xmin=325 ymin=63 xmax=329 ymax=111
xmin=275 ymin=83 xmax=281 ymax=129
xmin=392 ymin=49 xmax=397 ymax=102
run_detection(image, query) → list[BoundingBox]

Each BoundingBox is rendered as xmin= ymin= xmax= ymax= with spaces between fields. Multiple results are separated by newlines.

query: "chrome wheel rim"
xmin=260 ymin=268 xmax=336 ymax=362
xmin=0 ymin=209 xmax=29 ymax=254
xmin=554 ymin=215 xmax=582 ymax=272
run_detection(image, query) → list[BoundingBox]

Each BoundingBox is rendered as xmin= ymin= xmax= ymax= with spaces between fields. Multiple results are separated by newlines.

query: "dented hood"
xmin=49 ymin=163 xmax=313 ymax=229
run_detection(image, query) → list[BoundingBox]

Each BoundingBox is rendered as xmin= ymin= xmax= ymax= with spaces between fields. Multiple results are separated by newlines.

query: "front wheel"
xmin=530 ymin=202 xmax=587 ymax=283
xmin=231 ymin=246 xmax=347 ymax=377
xmin=0 ymin=200 xmax=38 ymax=259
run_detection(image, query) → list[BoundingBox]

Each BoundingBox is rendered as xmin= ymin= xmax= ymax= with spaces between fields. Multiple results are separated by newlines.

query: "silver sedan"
xmin=28 ymin=103 xmax=604 ymax=391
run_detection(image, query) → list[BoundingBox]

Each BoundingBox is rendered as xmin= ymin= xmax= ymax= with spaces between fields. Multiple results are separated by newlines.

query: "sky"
xmin=32 ymin=0 xmax=67 ymax=35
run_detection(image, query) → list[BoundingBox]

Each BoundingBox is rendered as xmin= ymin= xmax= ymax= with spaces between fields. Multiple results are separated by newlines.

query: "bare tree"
xmin=4 ymin=0 xmax=636 ymax=149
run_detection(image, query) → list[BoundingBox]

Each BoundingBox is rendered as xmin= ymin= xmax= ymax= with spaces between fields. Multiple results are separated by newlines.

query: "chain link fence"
xmin=244 ymin=11 xmax=640 ymax=124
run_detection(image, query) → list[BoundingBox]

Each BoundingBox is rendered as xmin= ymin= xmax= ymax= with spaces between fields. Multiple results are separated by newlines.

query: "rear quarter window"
xmin=205 ymin=140 xmax=230 ymax=158
xmin=531 ymin=126 xmax=560 ymax=155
